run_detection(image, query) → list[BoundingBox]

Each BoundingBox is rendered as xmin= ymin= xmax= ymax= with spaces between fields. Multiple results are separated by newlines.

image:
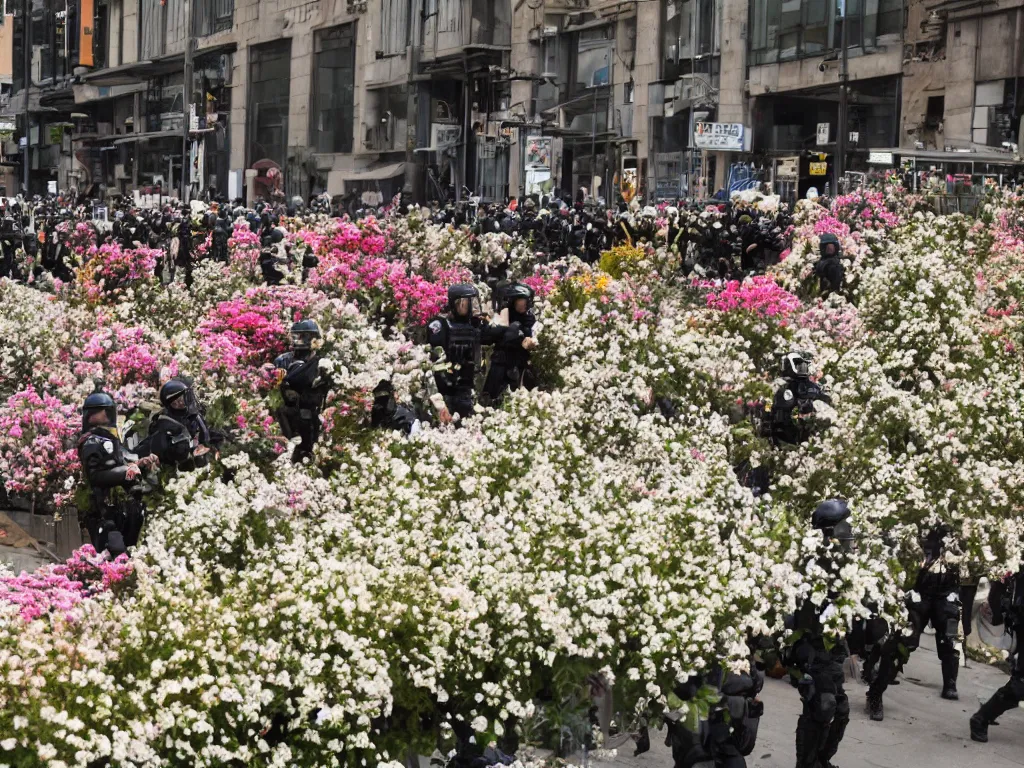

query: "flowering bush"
xmin=0 ymin=387 xmax=80 ymax=498
xmin=76 ymin=242 xmax=160 ymax=305
xmin=0 ymin=188 xmax=1022 ymax=765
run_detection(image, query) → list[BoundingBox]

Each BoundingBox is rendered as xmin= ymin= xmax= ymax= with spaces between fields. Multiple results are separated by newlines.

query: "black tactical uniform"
xmin=970 ymin=565 xmax=1024 ymax=742
xmin=370 ymin=380 xmax=420 ymax=436
xmin=482 ymin=283 xmax=537 ymax=404
xmin=865 ymin=525 xmax=961 ymax=720
xmin=789 ymin=500 xmax=854 ymax=768
xmin=275 ymin=320 xmax=331 ymax=463
xmin=814 ymin=233 xmax=845 ymax=296
xmin=662 ymin=658 xmax=765 ymax=768
xmin=77 ymin=391 xmax=146 ymax=557
xmin=146 ymin=379 xmax=213 ymax=470
xmin=768 ymin=352 xmax=832 ymax=446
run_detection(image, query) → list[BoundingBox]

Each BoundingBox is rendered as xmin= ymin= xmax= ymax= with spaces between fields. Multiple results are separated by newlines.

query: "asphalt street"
xmin=587 ymin=633 xmax=1023 ymax=768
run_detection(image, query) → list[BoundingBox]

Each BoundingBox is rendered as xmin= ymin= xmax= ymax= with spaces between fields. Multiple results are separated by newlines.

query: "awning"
xmin=80 ymin=61 xmax=152 ymax=87
xmin=113 ymin=130 xmax=181 ymax=145
xmin=341 ymin=162 xmax=406 ymax=181
xmin=872 ymin=147 xmax=1022 ymax=164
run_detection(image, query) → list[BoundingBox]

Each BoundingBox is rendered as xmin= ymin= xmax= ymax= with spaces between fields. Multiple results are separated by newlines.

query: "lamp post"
xmin=835 ymin=0 xmax=849 ymax=194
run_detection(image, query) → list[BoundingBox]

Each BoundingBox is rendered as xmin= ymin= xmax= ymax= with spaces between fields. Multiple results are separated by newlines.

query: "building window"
xmin=574 ymin=27 xmax=613 ymax=93
xmin=193 ymin=0 xmax=234 ymax=38
xmin=248 ymin=39 xmax=292 ymax=168
xmin=312 ymin=24 xmax=356 ymax=155
xmin=380 ymin=0 xmax=411 ymax=56
xmin=748 ymin=0 xmax=901 ymax=64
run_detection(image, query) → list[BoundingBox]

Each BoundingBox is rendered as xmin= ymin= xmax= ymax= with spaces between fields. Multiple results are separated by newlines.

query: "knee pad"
xmin=816 ymin=693 xmax=837 ymax=724
xmin=833 ymin=693 xmax=850 ymax=719
xmin=1008 ymin=674 xmax=1024 ymax=700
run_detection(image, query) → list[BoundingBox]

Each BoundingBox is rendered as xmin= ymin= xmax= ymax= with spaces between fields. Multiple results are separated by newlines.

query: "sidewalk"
xmin=589 ymin=633 xmax=1023 ymax=768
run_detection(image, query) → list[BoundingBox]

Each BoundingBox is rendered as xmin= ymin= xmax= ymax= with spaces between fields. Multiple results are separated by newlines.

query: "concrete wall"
xmin=747 ymin=44 xmax=904 ymax=97
xmin=0 ymin=15 xmax=14 ymax=82
xmin=714 ymin=0 xmax=748 ymax=190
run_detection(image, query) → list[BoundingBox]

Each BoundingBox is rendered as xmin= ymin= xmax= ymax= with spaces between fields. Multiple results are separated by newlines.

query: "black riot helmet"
xmin=504 ymin=283 xmax=535 ymax=314
xmin=82 ymin=389 xmax=118 ymax=431
xmin=159 ymin=378 xmax=198 ymax=415
xmin=920 ymin=523 xmax=952 ymax=562
xmin=811 ymin=498 xmax=851 ymax=535
xmin=290 ymin=319 xmax=322 ymax=352
xmin=371 ymin=379 xmax=396 ymax=427
xmin=781 ymin=351 xmax=812 ymax=379
xmin=447 ymin=283 xmax=482 ymax=320
xmin=819 ymin=232 xmax=841 ymax=259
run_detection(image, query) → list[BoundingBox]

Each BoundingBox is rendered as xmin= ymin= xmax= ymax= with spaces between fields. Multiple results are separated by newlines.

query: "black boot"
xmin=866 ymin=692 xmax=884 ymax=722
xmin=940 ymin=654 xmax=960 ymax=700
xmin=971 ymin=684 xmax=1022 ymax=742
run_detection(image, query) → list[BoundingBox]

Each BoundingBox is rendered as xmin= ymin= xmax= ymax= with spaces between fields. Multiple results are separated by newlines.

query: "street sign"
xmin=809 ymin=161 xmax=828 ymax=176
xmin=868 ymin=151 xmax=894 ymax=165
xmin=776 ymin=156 xmax=799 ymax=181
xmin=849 ymin=131 xmax=859 ymax=144
xmin=693 ymin=122 xmax=744 ymax=151
xmin=816 ymin=123 xmax=829 ymax=146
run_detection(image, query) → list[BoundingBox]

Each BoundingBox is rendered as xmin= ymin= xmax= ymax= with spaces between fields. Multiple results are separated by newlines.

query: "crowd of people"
xmin=0 ymin=186 xmax=1020 ymax=768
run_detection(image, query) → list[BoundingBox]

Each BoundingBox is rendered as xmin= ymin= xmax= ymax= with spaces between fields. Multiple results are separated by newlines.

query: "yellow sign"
xmin=809 ymin=161 xmax=827 ymax=176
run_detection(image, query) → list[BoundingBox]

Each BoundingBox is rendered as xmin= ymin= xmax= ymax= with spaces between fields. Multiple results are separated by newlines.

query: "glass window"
xmin=575 ymin=28 xmax=613 ymax=92
xmin=663 ymin=0 xmax=694 ymax=80
xmin=248 ymin=39 xmax=292 ymax=167
xmin=877 ymin=0 xmax=902 ymax=36
xmin=312 ymin=25 xmax=356 ymax=154
xmin=803 ymin=0 xmax=828 ymax=55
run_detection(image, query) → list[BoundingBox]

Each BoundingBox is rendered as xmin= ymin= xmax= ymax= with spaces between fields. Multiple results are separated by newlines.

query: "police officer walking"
xmin=274 ymin=320 xmax=331 ymax=463
xmin=788 ymin=500 xmax=855 ymax=768
xmin=864 ymin=525 xmax=962 ymax=720
xmin=482 ymin=283 xmax=538 ymax=404
xmin=426 ymin=284 xmax=503 ymax=420
xmin=970 ymin=563 xmax=1024 ymax=742
xmin=768 ymin=352 xmax=832 ymax=446
xmin=77 ymin=389 xmax=157 ymax=557
xmin=146 ymin=378 xmax=214 ymax=470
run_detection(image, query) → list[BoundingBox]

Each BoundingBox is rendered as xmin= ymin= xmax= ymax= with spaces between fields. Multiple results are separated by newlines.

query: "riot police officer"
xmin=788 ymin=499 xmax=854 ymax=768
xmin=274 ymin=320 xmax=331 ymax=462
xmin=814 ymin=233 xmax=845 ymax=296
xmin=970 ymin=563 xmax=1024 ymax=742
xmin=660 ymin=656 xmax=765 ymax=768
xmin=864 ymin=525 xmax=962 ymax=720
xmin=767 ymin=352 xmax=832 ymax=446
xmin=426 ymin=284 xmax=502 ymax=420
xmin=77 ymin=389 xmax=156 ymax=557
xmin=483 ymin=283 xmax=538 ymax=404
xmin=370 ymin=380 xmax=420 ymax=436
xmin=146 ymin=378 xmax=214 ymax=470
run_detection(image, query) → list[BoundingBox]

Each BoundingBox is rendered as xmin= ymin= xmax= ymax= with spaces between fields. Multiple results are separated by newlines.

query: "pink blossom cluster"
xmin=0 ymin=545 xmax=133 ymax=622
xmin=307 ymin=236 xmax=468 ymax=326
xmin=0 ymin=387 xmax=81 ymax=495
xmin=79 ymin=242 xmax=159 ymax=303
xmin=228 ymin=222 xmax=263 ymax=273
xmin=196 ymin=289 xmax=299 ymax=387
xmin=78 ymin=322 xmax=165 ymax=388
xmin=830 ymin=190 xmax=902 ymax=230
xmin=705 ymin=276 xmax=802 ymax=319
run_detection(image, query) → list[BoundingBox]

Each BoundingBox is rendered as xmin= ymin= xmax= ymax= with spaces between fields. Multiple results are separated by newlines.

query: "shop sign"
xmin=809 ymin=161 xmax=828 ymax=176
xmin=693 ymin=122 xmax=744 ymax=151
xmin=868 ymin=151 xmax=894 ymax=165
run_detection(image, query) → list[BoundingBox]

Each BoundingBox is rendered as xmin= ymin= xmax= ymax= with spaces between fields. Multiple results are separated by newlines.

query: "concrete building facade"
xmin=0 ymin=0 xmax=1021 ymax=204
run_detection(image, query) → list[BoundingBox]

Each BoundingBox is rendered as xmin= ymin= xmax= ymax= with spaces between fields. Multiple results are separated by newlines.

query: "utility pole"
xmin=181 ymin=0 xmax=194 ymax=202
xmin=22 ymin=0 xmax=31 ymax=195
xmin=835 ymin=0 xmax=849 ymax=194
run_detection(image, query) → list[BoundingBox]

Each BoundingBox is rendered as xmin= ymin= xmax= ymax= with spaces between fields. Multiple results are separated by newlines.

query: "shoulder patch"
xmin=103 ymin=440 xmax=114 ymax=454
xmin=428 ymin=320 xmax=443 ymax=335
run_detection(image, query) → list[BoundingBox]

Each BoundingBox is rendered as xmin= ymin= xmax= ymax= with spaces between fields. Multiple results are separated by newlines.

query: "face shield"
xmin=451 ymin=295 xmax=482 ymax=319
xmin=823 ymin=242 xmax=838 ymax=258
xmin=831 ymin=520 xmax=856 ymax=553
xmin=83 ymin=404 xmax=119 ymax=433
xmin=292 ymin=331 xmax=317 ymax=352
